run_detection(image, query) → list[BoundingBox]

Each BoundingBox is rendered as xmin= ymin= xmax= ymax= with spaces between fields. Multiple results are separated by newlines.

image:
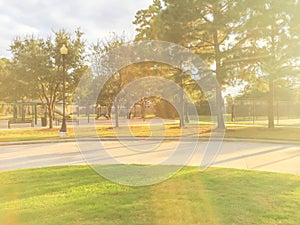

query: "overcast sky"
xmin=0 ymin=0 xmax=153 ymax=58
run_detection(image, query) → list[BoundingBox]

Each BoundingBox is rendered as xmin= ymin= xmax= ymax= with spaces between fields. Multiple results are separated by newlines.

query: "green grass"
xmin=224 ymin=126 xmax=300 ymax=141
xmin=0 ymin=128 xmax=68 ymax=142
xmin=1 ymin=124 xmax=300 ymax=142
xmin=0 ymin=166 xmax=300 ymax=225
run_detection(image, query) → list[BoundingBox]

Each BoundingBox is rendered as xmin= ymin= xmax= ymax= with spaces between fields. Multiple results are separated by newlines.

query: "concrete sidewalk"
xmin=0 ymin=139 xmax=300 ymax=176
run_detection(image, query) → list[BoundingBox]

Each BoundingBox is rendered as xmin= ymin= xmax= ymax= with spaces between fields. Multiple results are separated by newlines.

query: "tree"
xmin=133 ymin=0 xmax=163 ymax=41
xmin=91 ymin=34 xmax=132 ymax=127
xmin=243 ymin=0 xmax=300 ymax=128
xmin=9 ymin=29 xmax=87 ymax=128
xmin=0 ymin=57 xmax=30 ymax=101
xmin=134 ymin=0 xmax=300 ymax=129
xmin=73 ymin=67 xmax=96 ymax=115
xmin=91 ymin=34 xmax=186 ymax=126
xmin=134 ymin=0 xmax=257 ymax=129
xmin=0 ymin=58 xmax=12 ymax=100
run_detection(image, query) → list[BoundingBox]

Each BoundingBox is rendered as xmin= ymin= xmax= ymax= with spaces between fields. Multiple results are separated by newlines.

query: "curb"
xmin=1 ymin=137 xmax=300 ymax=146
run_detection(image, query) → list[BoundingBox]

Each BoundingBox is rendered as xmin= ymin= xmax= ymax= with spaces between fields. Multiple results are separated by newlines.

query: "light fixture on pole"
xmin=59 ymin=44 xmax=68 ymax=137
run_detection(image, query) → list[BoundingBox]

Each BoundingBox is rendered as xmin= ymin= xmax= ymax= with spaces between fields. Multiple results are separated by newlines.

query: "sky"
xmin=0 ymin=0 xmax=153 ymax=58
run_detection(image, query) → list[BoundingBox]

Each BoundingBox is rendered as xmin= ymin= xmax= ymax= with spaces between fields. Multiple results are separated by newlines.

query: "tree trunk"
xmin=216 ymin=85 xmax=225 ymax=130
xmin=141 ymin=100 xmax=146 ymax=121
xmin=184 ymin=102 xmax=189 ymax=123
xmin=115 ymin=99 xmax=119 ymax=128
xmin=213 ymin=29 xmax=226 ymax=130
xmin=47 ymin=103 xmax=54 ymax=129
xmin=268 ymin=78 xmax=275 ymax=128
xmin=107 ymin=104 xmax=112 ymax=119
xmin=179 ymin=87 xmax=185 ymax=128
xmin=179 ymin=75 xmax=185 ymax=128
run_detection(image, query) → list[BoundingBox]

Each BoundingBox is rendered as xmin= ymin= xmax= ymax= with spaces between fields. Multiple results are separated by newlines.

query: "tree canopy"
xmin=133 ymin=0 xmax=300 ymax=128
xmin=9 ymin=28 xmax=87 ymax=128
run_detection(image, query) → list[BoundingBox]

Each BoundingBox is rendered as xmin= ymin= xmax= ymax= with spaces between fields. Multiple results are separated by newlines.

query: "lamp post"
xmin=59 ymin=44 xmax=68 ymax=136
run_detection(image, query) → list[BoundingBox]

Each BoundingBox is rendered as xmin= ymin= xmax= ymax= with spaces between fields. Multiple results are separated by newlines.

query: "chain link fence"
xmin=225 ymin=99 xmax=300 ymax=125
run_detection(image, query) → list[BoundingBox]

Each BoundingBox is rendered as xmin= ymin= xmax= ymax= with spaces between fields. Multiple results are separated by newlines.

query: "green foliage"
xmin=0 ymin=58 xmax=15 ymax=101
xmin=154 ymin=98 xmax=178 ymax=119
xmin=134 ymin=0 xmax=252 ymax=129
xmin=133 ymin=0 xmax=163 ymax=41
xmin=9 ymin=28 xmax=87 ymax=128
xmin=90 ymin=34 xmax=131 ymax=119
xmin=134 ymin=0 xmax=255 ymax=84
xmin=243 ymin=0 xmax=300 ymax=127
xmin=134 ymin=0 xmax=300 ymax=129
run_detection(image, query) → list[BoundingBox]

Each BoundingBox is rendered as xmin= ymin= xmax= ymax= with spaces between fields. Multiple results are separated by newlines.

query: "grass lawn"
xmin=0 ymin=166 xmax=300 ymax=225
xmin=0 ymin=124 xmax=299 ymax=142
xmin=208 ymin=126 xmax=300 ymax=141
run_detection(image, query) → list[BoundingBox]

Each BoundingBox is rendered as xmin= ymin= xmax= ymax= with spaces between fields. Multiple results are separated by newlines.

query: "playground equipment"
xmin=54 ymin=106 xmax=70 ymax=118
xmin=95 ymin=105 xmax=110 ymax=119
xmin=0 ymin=102 xmax=79 ymax=128
xmin=0 ymin=102 xmax=38 ymax=128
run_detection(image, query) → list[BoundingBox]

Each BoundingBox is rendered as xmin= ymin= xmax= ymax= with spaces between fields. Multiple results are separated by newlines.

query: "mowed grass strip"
xmin=0 ymin=125 xmax=299 ymax=142
xmin=0 ymin=125 xmax=210 ymax=142
xmin=0 ymin=166 xmax=300 ymax=225
xmin=224 ymin=126 xmax=300 ymax=141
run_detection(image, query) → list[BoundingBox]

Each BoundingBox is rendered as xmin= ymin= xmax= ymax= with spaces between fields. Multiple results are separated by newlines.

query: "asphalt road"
xmin=1 ymin=140 xmax=300 ymax=175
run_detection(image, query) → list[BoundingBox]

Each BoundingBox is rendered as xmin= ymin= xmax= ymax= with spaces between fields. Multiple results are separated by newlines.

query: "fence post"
xmin=276 ymin=100 xmax=279 ymax=125
xmin=13 ymin=104 xmax=17 ymax=123
xmin=34 ymin=104 xmax=38 ymax=125
xmin=21 ymin=104 xmax=25 ymax=121
xmin=231 ymin=103 xmax=235 ymax=122
xmin=252 ymin=99 xmax=255 ymax=125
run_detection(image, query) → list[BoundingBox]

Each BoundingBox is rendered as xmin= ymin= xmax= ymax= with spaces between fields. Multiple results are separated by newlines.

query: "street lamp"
xmin=59 ymin=44 xmax=68 ymax=137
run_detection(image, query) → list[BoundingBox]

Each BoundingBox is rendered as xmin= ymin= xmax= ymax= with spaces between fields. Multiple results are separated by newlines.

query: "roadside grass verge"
xmin=226 ymin=126 xmax=300 ymax=141
xmin=0 ymin=125 xmax=299 ymax=142
xmin=0 ymin=166 xmax=300 ymax=225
